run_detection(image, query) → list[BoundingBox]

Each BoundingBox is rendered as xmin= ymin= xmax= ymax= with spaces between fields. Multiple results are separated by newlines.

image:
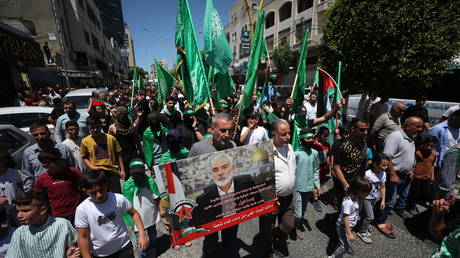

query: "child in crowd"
xmin=35 ymin=148 xmax=82 ymax=224
xmin=406 ymin=135 xmax=437 ymax=214
xmin=122 ymin=158 xmax=162 ymax=258
xmin=329 ymin=176 xmax=371 ymax=258
xmin=0 ymin=205 xmax=16 ymax=258
xmin=357 ymin=153 xmax=389 ymax=244
xmin=62 ymin=120 xmax=87 ymax=174
xmin=0 ymin=146 xmax=22 ymax=226
xmin=293 ymin=128 xmax=321 ymax=233
xmin=6 ymin=191 xmax=79 ymax=258
xmin=75 ymin=170 xmax=148 ymax=258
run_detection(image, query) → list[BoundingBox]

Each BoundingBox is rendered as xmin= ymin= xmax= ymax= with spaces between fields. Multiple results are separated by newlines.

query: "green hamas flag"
xmin=291 ymin=28 xmax=311 ymax=114
xmin=132 ymin=66 xmax=142 ymax=91
xmin=203 ymin=0 xmax=232 ymax=74
xmin=241 ymin=9 xmax=266 ymax=113
xmin=175 ymin=0 xmax=210 ymax=109
xmin=213 ymin=68 xmax=234 ymax=100
xmin=155 ymin=60 xmax=176 ymax=103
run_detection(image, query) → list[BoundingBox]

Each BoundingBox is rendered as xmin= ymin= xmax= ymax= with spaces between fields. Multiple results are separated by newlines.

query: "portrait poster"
xmin=153 ymin=140 xmax=276 ymax=246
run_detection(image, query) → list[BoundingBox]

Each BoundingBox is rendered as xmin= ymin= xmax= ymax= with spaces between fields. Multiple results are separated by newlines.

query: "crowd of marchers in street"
xmin=1 ymin=82 xmax=460 ymax=258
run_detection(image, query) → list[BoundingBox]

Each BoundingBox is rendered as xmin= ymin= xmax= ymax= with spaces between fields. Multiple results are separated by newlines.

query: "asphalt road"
xmin=155 ymin=180 xmax=440 ymax=258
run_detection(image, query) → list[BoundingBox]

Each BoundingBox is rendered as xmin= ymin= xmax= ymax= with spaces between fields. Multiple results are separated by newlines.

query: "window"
xmin=295 ymin=18 xmax=312 ymax=43
xmin=91 ymin=33 xmax=100 ymax=51
xmin=0 ymin=113 xmax=50 ymax=129
xmin=279 ymin=2 xmax=292 ymax=22
xmin=0 ymin=129 xmax=28 ymax=154
xmin=84 ymin=30 xmax=91 ymax=45
xmin=87 ymin=6 xmax=97 ymax=25
xmin=60 ymin=18 xmax=69 ymax=46
xmin=265 ymin=12 xmax=275 ymax=28
xmin=298 ymin=0 xmax=313 ymax=13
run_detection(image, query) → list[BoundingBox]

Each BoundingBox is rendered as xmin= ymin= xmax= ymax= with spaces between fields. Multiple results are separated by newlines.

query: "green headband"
xmin=183 ymin=109 xmax=196 ymax=115
xmin=299 ymin=133 xmax=315 ymax=139
xmin=129 ymin=160 xmax=145 ymax=168
xmin=216 ymin=103 xmax=229 ymax=108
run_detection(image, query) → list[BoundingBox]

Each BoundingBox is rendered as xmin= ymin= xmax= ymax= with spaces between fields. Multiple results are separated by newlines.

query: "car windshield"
xmin=0 ymin=113 xmax=49 ymax=128
xmin=65 ymin=96 xmax=91 ymax=109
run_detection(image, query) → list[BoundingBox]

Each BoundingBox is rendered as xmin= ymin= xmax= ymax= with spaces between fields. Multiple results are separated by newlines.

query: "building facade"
xmin=93 ymin=0 xmax=125 ymax=45
xmin=226 ymin=0 xmax=332 ymax=83
xmin=150 ymin=59 xmax=168 ymax=82
xmin=123 ymin=25 xmax=136 ymax=69
xmin=0 ymin=0 xmax=128 ymax=89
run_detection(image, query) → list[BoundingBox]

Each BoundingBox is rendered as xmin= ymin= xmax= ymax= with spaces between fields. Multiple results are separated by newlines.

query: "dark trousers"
xmin=93 ymin=242 xmax=133 ymax=258
xmin=103 ymin=170 xmax=122 ymax=193
xmin=202 ymin=225 xmax=239 ymax=258
xmin=406 ymin=178 xmax=433 ymax=209
xmin=258 ymin=194 xmax=294 ymax=256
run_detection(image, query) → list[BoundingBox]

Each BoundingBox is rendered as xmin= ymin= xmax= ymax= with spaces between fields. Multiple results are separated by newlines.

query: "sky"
xmin=121 ymin=0 xmax=235 ymax=73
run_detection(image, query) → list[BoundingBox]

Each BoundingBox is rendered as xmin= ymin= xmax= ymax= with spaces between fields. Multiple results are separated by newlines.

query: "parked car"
xmin=0 ymin=124 xmax=34 ymax=169
xmin=64 ymin=88 xmax=97 ymax=113
xmin=0 ymin=106 xmax=54 ymax=133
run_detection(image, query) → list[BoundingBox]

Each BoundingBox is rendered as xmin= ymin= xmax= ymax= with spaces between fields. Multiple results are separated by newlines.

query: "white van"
xmin=64 ymin=88 xmax=97 ymax=113
xmin=347 ymin=94 xmax=458 ymax=125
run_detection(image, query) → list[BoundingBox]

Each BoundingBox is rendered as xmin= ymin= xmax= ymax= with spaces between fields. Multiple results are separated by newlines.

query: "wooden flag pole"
xmin=289 ymin=72 xmax=300 ymax=99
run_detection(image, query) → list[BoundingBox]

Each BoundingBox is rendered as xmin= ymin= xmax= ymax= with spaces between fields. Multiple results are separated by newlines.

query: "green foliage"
xmin=272 ymin=43 xmax=293 ymax=75
xmin=320 ymin=0 xmax=460 ymax=94
xmin=128 ymin=67 xmax=147 ymax=80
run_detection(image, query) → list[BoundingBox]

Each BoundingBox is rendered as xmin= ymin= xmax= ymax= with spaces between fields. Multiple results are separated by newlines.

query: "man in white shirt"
xmin=240 ymin=114 xmax=269 ymax=145
xmin=61 ymin=121 xmax=86 ymax=173
xmin=259 ymin=119 xmax=296 ymax=257
xmin=303 ymin=92 xmax=318 ymax=120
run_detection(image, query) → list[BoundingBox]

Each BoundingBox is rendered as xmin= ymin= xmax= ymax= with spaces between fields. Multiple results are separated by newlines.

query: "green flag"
xmin=214 ymin=69 xmax=234 ymax=101
xmin=132 ymin=66 xmax=142 ymax=91
xmin=203 ymin=0 xmax=233 ymax=74
xmin=175 ymin=0 xmax=210 ymax=109
xmin=291 ymin=28 xmax=311 ymax=114
xmin=155 ymin=60 xmax=176 ymax=103
xmin=241 ymin=9 xmax=266 ymax=113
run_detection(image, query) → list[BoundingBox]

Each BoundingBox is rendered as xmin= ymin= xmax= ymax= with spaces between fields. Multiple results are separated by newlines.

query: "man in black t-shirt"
xmin=401 ymin=95 xmax=430 ymax=131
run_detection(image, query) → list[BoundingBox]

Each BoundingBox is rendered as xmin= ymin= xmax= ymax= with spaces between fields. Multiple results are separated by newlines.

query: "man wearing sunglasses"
xmin=21 ymin=122 xmax=76 ymax=192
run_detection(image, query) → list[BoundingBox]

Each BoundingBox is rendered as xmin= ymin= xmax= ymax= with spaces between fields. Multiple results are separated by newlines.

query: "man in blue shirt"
xmin=54 ymin=100 xmax=89 ymax=143
xmin=429 ymin=109 xmax=460 ymax=168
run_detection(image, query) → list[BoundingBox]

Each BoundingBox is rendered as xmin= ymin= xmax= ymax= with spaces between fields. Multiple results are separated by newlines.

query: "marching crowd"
xmin=1 ymin=83 xmax=460 ymax=258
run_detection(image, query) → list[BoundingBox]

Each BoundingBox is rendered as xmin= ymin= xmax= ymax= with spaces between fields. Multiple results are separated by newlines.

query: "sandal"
xmin=173 ymin=245 xmax=181 ymax=250
xmin=185 ymin=241 xmax=192 ymax=247
xmin=377 ymin=224 xmax=396 ymax=239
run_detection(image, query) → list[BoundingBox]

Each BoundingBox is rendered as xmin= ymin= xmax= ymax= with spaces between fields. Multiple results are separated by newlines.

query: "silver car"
xmin=0 ymin=124 xmax=34 ymax=169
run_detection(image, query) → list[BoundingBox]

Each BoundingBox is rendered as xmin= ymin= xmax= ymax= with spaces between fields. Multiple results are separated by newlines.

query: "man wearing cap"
xmin=240 ymin=114 xmax=269 ymax=145
xmin=122 ymin=158 xmax=161 ymax=258
xmin=177 ymin=108 xmax=206 ymax=150
xmin=188 ymin=113 xmax=239 ymax=258
xmin=143 ymin=112 xmax=169 ymax=168
xmin=159 ymin=129 xmax=189 ymax=164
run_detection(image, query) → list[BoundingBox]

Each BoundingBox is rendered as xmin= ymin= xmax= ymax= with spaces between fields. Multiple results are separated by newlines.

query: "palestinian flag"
xmin=90 ymin=98 xmax=111 ymax=107
xmin=316 ymin=67 xmax=341 ymax=144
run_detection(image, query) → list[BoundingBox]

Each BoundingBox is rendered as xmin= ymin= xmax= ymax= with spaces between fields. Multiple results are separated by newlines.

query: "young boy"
xmin=122 ymin=158 xmax=162 ymax=258
xmin=62 ymin=120 xmax=87 ymax=174
xmin=293 ymin=128 xmax=320 ymax=234
xmin=75 ymin=170 xmax=148 ymax=258
xmin=6 ymin=191 xmax=79 ymax=258
xmin=81 ymin=116 xmax=126 ymax=193
xmin=35 ymin=148 xmax=82 ymax=223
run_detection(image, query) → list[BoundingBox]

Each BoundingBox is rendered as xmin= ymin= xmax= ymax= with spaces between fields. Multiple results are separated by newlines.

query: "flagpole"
xmin=208 ymin=67 xmax=216 ymax=116
xmin=335 ymin=61 xmax=342 ymax=133
xmin=130 ymin=80 xmax=135 ymax=108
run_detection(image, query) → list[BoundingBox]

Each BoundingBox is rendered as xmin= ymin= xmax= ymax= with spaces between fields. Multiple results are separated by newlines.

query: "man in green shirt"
xmin=143 ymin=112 xmax=169 ymax=168
xmin=159 ymin=129 xmax=189 ymax=164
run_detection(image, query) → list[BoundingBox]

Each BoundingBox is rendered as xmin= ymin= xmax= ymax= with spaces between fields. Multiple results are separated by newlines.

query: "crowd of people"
xmin=1 ymin=83 xmax=459 ymax=258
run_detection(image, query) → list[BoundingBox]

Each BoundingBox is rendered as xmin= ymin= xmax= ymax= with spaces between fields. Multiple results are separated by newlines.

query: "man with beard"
xmin=55 ymin=100 xmax=89 ymax=143
xmin=188 ymin=113 xmax=238 ymax=258
xmin=374 ymin=116 xmax=423 ymax=238
xmin=21 ymin=122 xmax=76 ymax=192
xmin=160 ymin=96 xmax=182 ymax=129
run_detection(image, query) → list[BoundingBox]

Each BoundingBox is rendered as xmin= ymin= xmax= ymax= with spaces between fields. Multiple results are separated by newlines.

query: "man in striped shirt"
xmin=6 ymin=191 xmax=79 ymax=258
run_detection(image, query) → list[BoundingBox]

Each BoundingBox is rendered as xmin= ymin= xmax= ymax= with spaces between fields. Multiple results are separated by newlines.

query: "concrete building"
xmin=93 ymin=0 xmax=125 ymax=45
xmin=226 ymin=0 xmax=332 ymax=84
xmin=123 ymin=25 xmax=136 ymax=69
xmin=0 ymin=0 xmax=128 ymax=88
xmin=150 ymin=59 xmax=168 ymax=82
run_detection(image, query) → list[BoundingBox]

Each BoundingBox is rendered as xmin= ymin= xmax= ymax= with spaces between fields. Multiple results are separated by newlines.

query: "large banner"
xmin=154 ymin=140 xmax=276 ymax=245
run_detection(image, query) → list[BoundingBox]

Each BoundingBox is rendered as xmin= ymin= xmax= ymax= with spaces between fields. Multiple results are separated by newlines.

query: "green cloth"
xmin=203 ymin=0 xmax=232 ymax=74
xmin=175 ymin=0 xmax=210 ymax=109
xmin=241 ymin=9 xmax=266 ymax=113
xmin=266 ymin=112 xmax=279 ymax=125
xmin=122 ymin=176 xmax=160 ymax=227
xmin=133 ymin=66 xmax=142 ymax=91
xmin=142 ymin=126 xmax=169 ymax=167
xmin=159 ymin=148 xmax=190 ymax=164
xmin=155 ymin=60 xmax=176 ymax=103
xmin=294 ymin=149 xmax=320 ymax=192
xmin=291 ymin=28 xmax=311 ymax=114
xmin=432 ymin=227 xmax=460 ymax=257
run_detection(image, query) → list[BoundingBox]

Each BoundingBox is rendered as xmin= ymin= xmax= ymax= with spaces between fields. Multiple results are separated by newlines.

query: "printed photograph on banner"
xmin=153 ymin=140 xmax=276 ymax=245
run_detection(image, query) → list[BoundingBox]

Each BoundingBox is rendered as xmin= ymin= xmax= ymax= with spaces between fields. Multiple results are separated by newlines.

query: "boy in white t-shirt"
xmin=75 ymin=170 xmax=148 ymax=258
xmin=122 ymin=158 xmax=162 ymax=258
xmin=239 ymin=114 xmax=269 ymax=145
xmin=330 ymin=177 xmax=371 ymax=258
xmin=357 ymin=153 xmax=389 ymax=244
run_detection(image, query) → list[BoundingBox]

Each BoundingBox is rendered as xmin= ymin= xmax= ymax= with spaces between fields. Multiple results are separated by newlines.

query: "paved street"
xmin=156 ymin=179 xmax=439 ymax=258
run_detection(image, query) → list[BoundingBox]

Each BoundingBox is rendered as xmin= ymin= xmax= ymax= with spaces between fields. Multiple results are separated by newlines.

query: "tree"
xmin=272 ymin=43 xmax=292 ymax=75
xmin=128 ymin=67 xmax=147 ymax=80
xmin=320 ymin=0 xmax=460 ymax=95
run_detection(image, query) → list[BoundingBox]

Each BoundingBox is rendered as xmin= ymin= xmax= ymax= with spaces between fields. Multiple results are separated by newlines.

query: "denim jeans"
xmin=375 ymin=173 xmax=412 ymax=224
xmin=294 ymin=191 xmax=313 ymax=226
xmin=332 ymin=222 xmax=354 ymax=257
xmin=135 ymin=225 xmax=157 ymax=258
xmin=358 ymin=199 xmax=375 ymax=233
